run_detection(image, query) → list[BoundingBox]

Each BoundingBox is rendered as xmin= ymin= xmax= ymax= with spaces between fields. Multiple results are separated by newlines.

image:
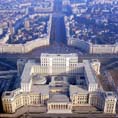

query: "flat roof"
xmin=31 ymin=84 xmax=49 ymax=95
xmin=105 ymin=91 xmax=117 ymax=99
xmin=83 ymin=60 xmax=97 ymax=84
xmin=70 ymin=85 xmax=88 ymax=97
xmin=48 ymin=94 xmax=70 ymax=103
xmin=41 ymin=53 xmax=78 ymax=57
xmin=21 ymin=60 xmax=35 ymax=83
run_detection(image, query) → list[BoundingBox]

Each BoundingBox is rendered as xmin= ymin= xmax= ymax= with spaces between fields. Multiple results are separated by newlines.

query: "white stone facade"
xmin=2 ymin=53 xmax=117 ymax=114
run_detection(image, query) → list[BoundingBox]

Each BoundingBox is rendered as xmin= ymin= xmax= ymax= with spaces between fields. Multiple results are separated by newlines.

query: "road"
xmin=0 ymin=52 xmax=117 ymax=60
xmin=52 ymin=0 xmax=67 ymax=44
xmin=18 ymin=113 xmax=117 ymax=118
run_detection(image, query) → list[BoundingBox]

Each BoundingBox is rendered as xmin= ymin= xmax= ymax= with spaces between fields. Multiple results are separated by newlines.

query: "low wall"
xmin=0 ymin=106 xmax=46 ymax=118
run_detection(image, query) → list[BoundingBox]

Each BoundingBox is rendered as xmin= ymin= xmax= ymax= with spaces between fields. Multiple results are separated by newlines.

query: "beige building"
xmin=70 ymin=85 xmax=88 ymax=106
xmin=104 ymin=92 xmax=117 ymax=114
xmin=2 ymin=86 xmax=49 ymax=113
xmin=62 ymin=0 xmax=70 ymax=5
xmin=2 ymin=53 xmax=117 ymax=114
xmin=40 ymin=53 xmax=79 ymax=75
xmin=89 ymin=43 xmax=118 ymax=54
xmin=24 ymin=19 xmax=30 ymax=30
xmin=47 ymin=94 xmax=72 ymax=113
xmin=89 ymin=91 xmax=117 ymax=114
xmin=20 ymin=53 xmax=99 ymax=92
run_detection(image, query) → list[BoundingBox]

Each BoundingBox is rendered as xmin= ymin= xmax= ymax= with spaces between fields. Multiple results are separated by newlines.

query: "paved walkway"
xmin=0 ymin=105 xmax=46 ymax=118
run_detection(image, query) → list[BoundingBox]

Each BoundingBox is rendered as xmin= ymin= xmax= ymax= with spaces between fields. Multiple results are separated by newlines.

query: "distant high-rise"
xmin=0 ymin=27 xmax=3 ymax=35
xmin=9 ymin=21 xmax=14 ymax=35
xmin=24 ymin=19 xmax=30 ymax=30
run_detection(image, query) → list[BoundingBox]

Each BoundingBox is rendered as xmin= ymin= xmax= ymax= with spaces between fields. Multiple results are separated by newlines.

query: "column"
xmin=61 ymin=104 xmax=63 ymax=109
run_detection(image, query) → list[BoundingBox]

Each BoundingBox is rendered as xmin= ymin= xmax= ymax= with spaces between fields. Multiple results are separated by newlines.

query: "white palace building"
xmin=2 ymin=53 xmax=117 ymax=114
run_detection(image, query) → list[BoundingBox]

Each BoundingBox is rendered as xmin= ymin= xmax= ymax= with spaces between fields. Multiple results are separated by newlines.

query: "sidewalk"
xmin=0 ymin=105 xmax=46 ymax=118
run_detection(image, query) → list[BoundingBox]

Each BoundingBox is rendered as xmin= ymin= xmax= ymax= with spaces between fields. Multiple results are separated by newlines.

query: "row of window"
xmin=106 ymin=109 xmax=114 ymax=113
xmin=4 ymin=104 xmax=12 ymax=112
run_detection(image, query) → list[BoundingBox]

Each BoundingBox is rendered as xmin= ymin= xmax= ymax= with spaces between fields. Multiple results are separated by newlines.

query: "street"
xmin=18 ymin=113 xmax=116 ymax=118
